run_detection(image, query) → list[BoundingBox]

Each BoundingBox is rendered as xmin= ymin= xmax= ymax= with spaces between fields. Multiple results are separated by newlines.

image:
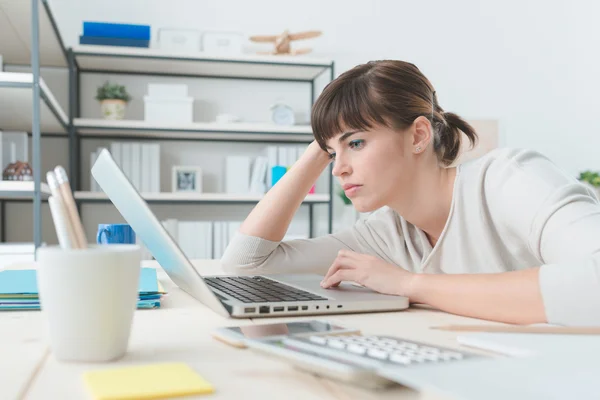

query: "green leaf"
xmin=95 ymin=81 xmax=131 ymax=102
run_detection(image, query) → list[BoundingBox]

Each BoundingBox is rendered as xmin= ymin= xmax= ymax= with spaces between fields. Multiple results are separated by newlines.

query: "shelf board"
xmin=74 ymin=118 xmax=313 ymax=142
xmin=0 ymin=181 xmax=50 ymax=199
xmin=0 ymin=0 xmax=67 ymax=67
xmin=75 ymin=191 xmax=330 ymax=204
xmin=0 ymin=72 xmax=68 ymax=133
xmin=71 ymin=45 xmax=333 ymax=81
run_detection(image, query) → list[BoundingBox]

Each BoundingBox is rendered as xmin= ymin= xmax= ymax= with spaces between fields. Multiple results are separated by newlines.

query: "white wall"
xmin=8 ymin=0 xmax=600 ymax=243
xmin=48 ymin=0 xmax=600 ymax=174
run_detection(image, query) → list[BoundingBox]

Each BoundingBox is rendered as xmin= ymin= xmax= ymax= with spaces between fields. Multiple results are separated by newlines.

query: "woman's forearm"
xmin=407 ymin=267 xmax=547 ymax=324
xmin=239 ymin=141 xmax=331 ymax=241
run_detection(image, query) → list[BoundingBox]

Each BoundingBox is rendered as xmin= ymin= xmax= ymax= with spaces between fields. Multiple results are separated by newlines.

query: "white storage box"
xmin=147 ymin=83 xmax=188 ymax=98
xmin=144 ymin=96 xmax=194 ymax=124
xmin=157 ymin=28 xmax=201 ymax=53
xmin=202 ymin=31 xmax=244 ymax=55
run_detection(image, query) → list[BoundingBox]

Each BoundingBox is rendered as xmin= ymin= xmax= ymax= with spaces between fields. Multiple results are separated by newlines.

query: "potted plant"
xmin=95 ymin=81 xmax=131 ymax=120
xmin=578 ymin=170 xmax=600 ymax=198
xmin=337 ymin=185 xmax=358 ymax=228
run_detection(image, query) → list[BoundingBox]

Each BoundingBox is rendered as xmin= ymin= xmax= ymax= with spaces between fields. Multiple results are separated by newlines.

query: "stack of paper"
xmin=0 ymin=268 xmax=166 ymax=310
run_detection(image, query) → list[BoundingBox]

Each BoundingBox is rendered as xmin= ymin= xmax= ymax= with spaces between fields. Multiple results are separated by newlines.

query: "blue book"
xmin=0 ymin=268 xmax=162 ymax=296
xmin=79 ymin=35 xmax=149 ymax=48
xmin=271 ymin=166 xmax=287 ymax=187
xmin=83 ymin=22 xmax=150 ymax=40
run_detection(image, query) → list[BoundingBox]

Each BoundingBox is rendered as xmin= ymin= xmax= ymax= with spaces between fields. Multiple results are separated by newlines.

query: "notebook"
xmin=0 ymin=268 xmax=166 ymax=310
xmin=457 ymin=332 xmax=600 ymax=357
xmin=83 ymin=362 xmax=214 ymax=400
xmin=379 ymin=351 xmax=600 ymax=400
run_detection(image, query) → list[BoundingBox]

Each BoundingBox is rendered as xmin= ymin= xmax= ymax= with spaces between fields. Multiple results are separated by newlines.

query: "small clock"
xmin=270 ymin=103 xmax=295 ymax=126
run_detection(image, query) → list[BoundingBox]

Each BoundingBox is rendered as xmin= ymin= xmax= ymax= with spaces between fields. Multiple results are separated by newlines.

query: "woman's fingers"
xmin=322 ymin=259 xmax=349 ymax=282
xmin=321 ymin=268 xmax=356 ymax=288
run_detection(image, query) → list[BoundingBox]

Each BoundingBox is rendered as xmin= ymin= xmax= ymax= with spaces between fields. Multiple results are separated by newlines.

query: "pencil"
xmin=52 ymin=167 xmax=87 ymax=249
xmin=47 ymin=171 xmax=77 ymax=247
xmin=48 ymin=196 xmax=74 ymax=249
xmin=431 ymin=325 xmax=600 ymax=335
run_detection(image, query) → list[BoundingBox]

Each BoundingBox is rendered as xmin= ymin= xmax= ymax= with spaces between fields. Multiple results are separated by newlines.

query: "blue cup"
xmin=96 ymin=224 xmax=136 ymax=245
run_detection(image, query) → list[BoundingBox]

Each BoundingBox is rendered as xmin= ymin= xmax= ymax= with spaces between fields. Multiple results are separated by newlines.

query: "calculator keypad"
xmin=286 ymin=334 xmax=473 ymax=367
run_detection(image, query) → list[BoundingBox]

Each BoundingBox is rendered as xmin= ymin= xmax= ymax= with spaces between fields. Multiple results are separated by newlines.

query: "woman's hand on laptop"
xmin=320 ymin=249 xmax=414 ymax=296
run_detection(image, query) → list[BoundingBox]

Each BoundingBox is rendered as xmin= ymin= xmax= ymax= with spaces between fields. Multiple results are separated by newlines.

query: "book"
xmin=83 ymin=22 xmax=151 ymax=40
xmin=79 ymin=35 xmax=150 ymax=48
xmin=0 ymin=268 xmax=166 ymax=310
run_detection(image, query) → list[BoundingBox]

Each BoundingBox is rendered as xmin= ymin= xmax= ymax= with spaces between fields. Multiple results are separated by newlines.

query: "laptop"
xmin=91 ymin=149 xmax=409 ymax=318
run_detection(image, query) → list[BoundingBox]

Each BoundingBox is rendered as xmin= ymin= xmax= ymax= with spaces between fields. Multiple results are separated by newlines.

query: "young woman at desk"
xmin=222 ymin=60 xmax=600 ymax=327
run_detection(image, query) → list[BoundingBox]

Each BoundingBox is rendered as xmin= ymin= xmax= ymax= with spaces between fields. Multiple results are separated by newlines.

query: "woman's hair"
xmin=311 ymin=60 xmax=478 ymax=166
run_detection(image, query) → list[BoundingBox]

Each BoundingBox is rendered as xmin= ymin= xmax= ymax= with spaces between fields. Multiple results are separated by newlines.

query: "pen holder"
xmin=37 ymin=245 xmax=141 ymax=362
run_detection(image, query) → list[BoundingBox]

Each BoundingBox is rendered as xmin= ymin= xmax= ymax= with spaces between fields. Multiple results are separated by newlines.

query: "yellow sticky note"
xmin=83 ymin=362 xmax=214 ymax=400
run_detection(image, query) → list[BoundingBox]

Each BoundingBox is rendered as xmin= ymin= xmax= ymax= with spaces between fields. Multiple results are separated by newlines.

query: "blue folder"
xmin=79 ymin=35 xmax=150 ymax=48
xmin=83 ymin=22 xmax=150 ymax=40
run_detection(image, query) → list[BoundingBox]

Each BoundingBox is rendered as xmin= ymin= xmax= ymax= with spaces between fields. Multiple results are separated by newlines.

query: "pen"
xmin=51 ymin=167 xmax=87 ymax=249
xmin=431 ymin=325 xmax=600 ymax=335
xmin=46 ymin=171 xmax=77 ymax=247
xmin=48 ymin=195 xmax=74 ymax=249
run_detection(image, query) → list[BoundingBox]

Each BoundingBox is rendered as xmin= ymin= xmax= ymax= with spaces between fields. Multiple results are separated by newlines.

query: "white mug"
xmin=37 ymin=245 xmax=141 ymax=362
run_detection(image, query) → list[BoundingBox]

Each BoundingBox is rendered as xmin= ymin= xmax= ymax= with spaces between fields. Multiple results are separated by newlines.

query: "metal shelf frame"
xmin=68 ymin=47 xmax=336 ymax=237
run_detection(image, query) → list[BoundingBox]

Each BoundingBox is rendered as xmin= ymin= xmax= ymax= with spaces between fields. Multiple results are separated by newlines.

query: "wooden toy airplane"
xmin=249 ymin=30 xmax=322 ymax=55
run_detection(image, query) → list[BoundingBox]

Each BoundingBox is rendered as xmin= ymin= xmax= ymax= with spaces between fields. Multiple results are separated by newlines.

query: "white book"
xmin=177 ymin=221 xmax=194 ymax=259
xmin=278 ymin=146 xmax=287 ymax=167
xmin=90 ymin=150 xmax=98 ymax=192
xmin=221 ymin=221 xmax=228 ymax=257
xmin=225 ymin=156 xmax=251 ymax=194
xmin=265 ymin=145 xmax=278 ymax=188
xmin=121 ymin=142 xmax=132 ymax=182
xmin=141 ymin=143 xmax=152 ymax=193
xmin=161 ymin=219 xmax=177 ymax=243
xmin=131 ymin=143 xmax=141 ymax=190
xmin=297 ymin=144 xmax=308 ymax=162
xmin=213 ymin=221 xmax=221 ymax=259
xmin=152 ymin=144 xmax=161 ymax=193
xmin=110 ymin=142 xmax=122 ymax=168
xmin=249 ymin=156 xmax=268 ymax=194
xmin=227 ymin=221 xmax=241 ymax=247
xmin=287 ymin=146 xmax=297 ymax=167
xmin=195 ymin=221 xmax=213 ymax=259
xmin=204 ymin=222 xmax=213 ymax=259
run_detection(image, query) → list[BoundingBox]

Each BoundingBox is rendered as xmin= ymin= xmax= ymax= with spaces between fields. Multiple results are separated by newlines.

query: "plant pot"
xmin=100 ymin=99 xmax=127 ymax=120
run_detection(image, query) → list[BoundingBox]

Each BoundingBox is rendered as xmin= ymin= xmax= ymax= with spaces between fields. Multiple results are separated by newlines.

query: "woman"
xmin=222 ymin=60 xmax=600 ymax=326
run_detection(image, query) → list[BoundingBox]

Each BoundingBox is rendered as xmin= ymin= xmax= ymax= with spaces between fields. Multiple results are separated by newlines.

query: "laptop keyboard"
xmin=204 ymin=276 xmax=328 ymax=303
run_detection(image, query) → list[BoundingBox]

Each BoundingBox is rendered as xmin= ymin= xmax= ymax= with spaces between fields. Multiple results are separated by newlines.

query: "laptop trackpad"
xmin=273 ymin=274 xmax=399 ymax=301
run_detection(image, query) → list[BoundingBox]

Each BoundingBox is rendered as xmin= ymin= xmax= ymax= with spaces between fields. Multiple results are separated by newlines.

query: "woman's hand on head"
xmin=305 ymin=140 xmax=331 ymax=163
xmin=320 ymin=249 xmax=415 ymax=297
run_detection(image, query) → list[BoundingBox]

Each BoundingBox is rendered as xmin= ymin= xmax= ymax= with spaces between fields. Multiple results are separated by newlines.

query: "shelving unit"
xmin=71 ymin=45 xmax=332 ymax=81
xmin=74 ymin=192 xmax=330 ymax=203
xmin=0 ymin=0 xmax=336 ymax=245
xmin=73 ymin=119 xmax=314 ymax=142
xmin=0 ymin=0 xmax=68 ymax=248
xmin=0 ymin=181 xmax=51 ymax=199
xmin=0 ymin=72 xmax=67 ymax=133
xmin=68 ymin=44 xmax=336 ymax=237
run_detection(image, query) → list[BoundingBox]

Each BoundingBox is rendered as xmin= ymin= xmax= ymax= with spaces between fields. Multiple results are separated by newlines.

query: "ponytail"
xmin=434 ymin=111 xmax=478 ymax=166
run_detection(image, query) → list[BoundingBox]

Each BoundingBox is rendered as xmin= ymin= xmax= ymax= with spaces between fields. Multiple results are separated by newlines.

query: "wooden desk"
xmin=2 ymin=260 xmax=494 ymax=400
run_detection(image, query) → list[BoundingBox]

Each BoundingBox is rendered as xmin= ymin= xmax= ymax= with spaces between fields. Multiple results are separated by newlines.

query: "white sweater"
xmin=221 ymin=148 xmax=600 ymax=326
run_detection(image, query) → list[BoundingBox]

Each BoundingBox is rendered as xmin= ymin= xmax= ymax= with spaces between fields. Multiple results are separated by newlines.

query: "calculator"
xmin=246 ymin=333 xmax=484 ymax=389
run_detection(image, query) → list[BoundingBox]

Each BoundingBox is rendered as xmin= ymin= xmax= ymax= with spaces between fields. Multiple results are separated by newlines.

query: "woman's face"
xmin=325 ymin=123 xmax=420 ymax=213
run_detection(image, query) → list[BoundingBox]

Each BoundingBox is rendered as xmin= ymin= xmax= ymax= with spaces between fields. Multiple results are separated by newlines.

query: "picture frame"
xmin=171 ymin=165 xmax=203 ymax=193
